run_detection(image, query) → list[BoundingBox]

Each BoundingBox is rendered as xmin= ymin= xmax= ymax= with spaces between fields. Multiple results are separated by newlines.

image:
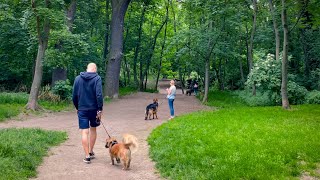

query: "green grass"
xmin=0 ymin=92 xmax=72 ymax=121
xmin=148 ymin=91 xmax=320 ymax=179
xmin=0 ymin=128 xmax=67 ymax=179
xmin=119 ymin=87 xmax=138 ymax=97
xmin=0 ymin=104 xmax=23 ymax=122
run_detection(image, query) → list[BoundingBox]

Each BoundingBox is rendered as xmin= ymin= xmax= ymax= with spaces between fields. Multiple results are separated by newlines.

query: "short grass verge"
xmin=0 ymin=92 xmax=72 ymax=121
xmin=148 ymin=91 xmax=320 ymax=179
xmin=0 ymin=128 xmax=67 ymax=179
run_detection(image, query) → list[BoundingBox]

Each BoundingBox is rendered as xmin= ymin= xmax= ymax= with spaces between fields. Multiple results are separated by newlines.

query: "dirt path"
xmin=0 ymin=81 xmax=207 ymax=180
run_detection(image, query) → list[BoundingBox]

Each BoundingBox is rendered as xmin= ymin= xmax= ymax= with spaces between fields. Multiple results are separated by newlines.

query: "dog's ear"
xmin=105 ymin=139 xmax=111 ymax=148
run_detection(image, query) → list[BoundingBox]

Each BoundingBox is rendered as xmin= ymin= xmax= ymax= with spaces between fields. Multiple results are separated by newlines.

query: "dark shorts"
xmin=78 ymin=110 xmax=100 ymax=129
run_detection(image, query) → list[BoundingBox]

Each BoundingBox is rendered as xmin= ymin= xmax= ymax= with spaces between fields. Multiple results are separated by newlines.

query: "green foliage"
xmin=119 ymin=87 xmax=138 ymax=97
xmin=235 ymin=90 xmax=274 ymax=106
xmin=206 ymin=90 xmax=246 ymax=108
xmin=38 ymin=85 xmax=61 ymax=102
xmin=148 ymin=91 xmax=320 ymax=179
xmin=52 ymin=80 xmax=72 ymax=100
xmin=246 ymin=54 xmax=309 ymax=105
xmin=0 ymin=128 xmax=67 ymax=179
xmin=0 ymin=104 xmax=23 ymax=122
xmin=305 ymin=90 xmax=320 ymax=104
xmin=0 ymin=93 xmax=28 ymax=104
xmin=45 ymin=29 xmax=89 ymax=69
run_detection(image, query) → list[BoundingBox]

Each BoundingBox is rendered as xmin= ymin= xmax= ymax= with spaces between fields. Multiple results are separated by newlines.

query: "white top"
xmin=167 ymin=85 xmax=176 ymax=99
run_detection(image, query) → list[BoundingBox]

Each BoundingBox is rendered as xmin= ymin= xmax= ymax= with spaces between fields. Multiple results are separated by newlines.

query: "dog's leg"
xmin=155 ymin=113 xmax=158 ymax=119
xmin=110 ymin=154 xmax=115 ymax=165
xmin=145 ymin=110 xmax=148 ymax=120
xmin=116 ymin=157 xmax=120 ymax=163
xmin=152 ymin=113 xmax=154 ymax=119
xmin=127 ymin=159 xmax=131 ymax=169
xmin=123 ymin=161 xmax=127 ymax=170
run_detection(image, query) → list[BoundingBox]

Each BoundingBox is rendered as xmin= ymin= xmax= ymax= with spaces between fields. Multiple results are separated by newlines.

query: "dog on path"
xmin=145 ymin=98 xmax=159 ymax=120
xmin=105 ymin=134 xmax=138 ymax=170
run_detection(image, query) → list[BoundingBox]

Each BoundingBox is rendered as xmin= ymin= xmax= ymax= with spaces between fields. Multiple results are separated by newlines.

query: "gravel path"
xmin=0 ymin=81 xmax=207 ymax=180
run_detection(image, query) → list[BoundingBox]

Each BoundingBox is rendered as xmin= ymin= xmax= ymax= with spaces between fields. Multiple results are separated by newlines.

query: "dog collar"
xmin=111 ymin=141 xmax=118 ymax=147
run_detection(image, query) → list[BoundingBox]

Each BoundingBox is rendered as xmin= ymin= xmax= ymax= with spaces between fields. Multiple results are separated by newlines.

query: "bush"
xmin=287 ymin=81 xmax=308 ymax=105
xmin=245 ymin=53 xmax=308 ymax=105
xmin=235 ymin=90 xmax=274 ymax=106
xmin=38 ymin=85 xmax=61 ymax=102
xmin=305 ymin=90 xmax=320 ymax=104
xmin=52 ymin=80 xmax=72 ymax=100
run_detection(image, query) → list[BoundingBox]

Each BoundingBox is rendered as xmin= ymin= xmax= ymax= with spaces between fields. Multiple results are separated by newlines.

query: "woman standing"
xmin=166 ymin=80 xmax=176 ymax=120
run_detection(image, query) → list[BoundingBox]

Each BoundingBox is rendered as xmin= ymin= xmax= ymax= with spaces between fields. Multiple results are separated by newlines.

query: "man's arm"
xmin=96 ymin=77 xmax=103 ymax=111
xmin=72 ymin=77 xmax=79 ymax=110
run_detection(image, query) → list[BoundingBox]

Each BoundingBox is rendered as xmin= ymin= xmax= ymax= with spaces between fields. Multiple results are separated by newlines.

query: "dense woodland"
xmin=0 ymin=0 xmax=319 ymax=110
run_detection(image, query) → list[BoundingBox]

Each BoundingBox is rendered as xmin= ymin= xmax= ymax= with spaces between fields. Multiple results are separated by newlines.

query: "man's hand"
xmin=96 ymin=111 xmax=102 ymax=122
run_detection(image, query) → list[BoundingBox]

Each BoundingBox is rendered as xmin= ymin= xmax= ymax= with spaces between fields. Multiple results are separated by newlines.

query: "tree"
xmin=105 ymin=0 xmax=131 ymax=98
xmin=269 ymin=0 xmax=280 ymax=61
xmin=281 ymin=0 xmax=290 ymax=109
xmin=27 ymin=0 xmax=52 ymax=110
xmin=248 ymin=0 xmax=257 ymax=95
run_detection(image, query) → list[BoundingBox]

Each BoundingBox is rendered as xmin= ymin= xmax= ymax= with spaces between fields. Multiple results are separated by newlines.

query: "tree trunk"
xmin=103 ymin=0 xmax=111 ymax=95
xmin=142 ymin=14 xmax=167 ymax=90
xmin=27 ymin=0 xmax=51 ymax=110
xmin=103 ymin=0 xmax=110 ymax=60
xmin=105 ymin=0 xmax=131 ymax=98
xmin=133 ymin=1 xmax=148 ymax=87
xmin=52 ymin=0 xmax=77 ymax=87
xmin=202 ymin=21 xmax=212 ymax=103
xmin=281 ymin=0 xmax=290 ymax=109
xmin=155 ymin=21 xmax=168 ymax=91
xmin=171 ymin=0 xmax=185 ymax=94
xmin=249 ymin=0 xmax=257 ymax=95
xmin=269 ymin=0 xmax=280 ymax=61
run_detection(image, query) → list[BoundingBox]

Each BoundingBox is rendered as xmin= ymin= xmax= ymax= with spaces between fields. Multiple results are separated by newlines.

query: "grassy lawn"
xmin=0 ymin=93 xmax=72 ymax=122
xmin=0 ymin=128 xmax=67 ymax=179
xmin=148 ymin=91 xmax=320 ymax=179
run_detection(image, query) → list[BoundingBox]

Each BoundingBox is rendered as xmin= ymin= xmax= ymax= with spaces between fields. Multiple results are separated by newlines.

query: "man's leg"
xmin=89 ymin=127 xmax=97 ymax=153
xmin=81 ymin=129 xmax=90 ymax=157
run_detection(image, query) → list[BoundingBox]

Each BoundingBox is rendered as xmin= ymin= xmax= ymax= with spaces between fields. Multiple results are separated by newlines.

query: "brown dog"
xmin=105 ymin=134 xmax=138 ymax=170
xmin=145 ymin=98 xmax=159 ymax=120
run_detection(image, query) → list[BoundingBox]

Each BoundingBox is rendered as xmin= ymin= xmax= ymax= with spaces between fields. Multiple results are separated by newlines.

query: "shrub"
xmin=305 ymin=90 xmax=320 ymax=104
xmin=245 ymin=54 xmax=308 ymax=105
xmin=287 ymin=81 xmax=308 ymax=105
xmin=52 ymin=80 xmax=72 ymax=100
xmin=38 ymin=85 xmax=61 ymax=102
xmin=235 ymin=90 xmax=274 ymax=106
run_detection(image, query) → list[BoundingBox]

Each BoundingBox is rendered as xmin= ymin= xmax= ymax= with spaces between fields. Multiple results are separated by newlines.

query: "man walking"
xmin=72 ymin=63 xmax=103 ymax=164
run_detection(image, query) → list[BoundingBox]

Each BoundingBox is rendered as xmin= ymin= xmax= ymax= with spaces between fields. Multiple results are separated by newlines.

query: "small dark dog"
xmin=105 ymin=134 xmax=138 ymax=170
xmin=186 ymin=89 xmax=192 ymax=96
xmin=145 ymin=98 xmax=158 ymax=120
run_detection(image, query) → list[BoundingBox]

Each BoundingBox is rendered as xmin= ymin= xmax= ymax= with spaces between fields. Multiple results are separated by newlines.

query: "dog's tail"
xmin=122 ymin=134 xmax=138 ymax=154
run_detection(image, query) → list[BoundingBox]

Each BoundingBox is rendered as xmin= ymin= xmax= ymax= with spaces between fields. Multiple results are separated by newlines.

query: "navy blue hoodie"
xmin=72 ymin=72 xmax=103 ymax=111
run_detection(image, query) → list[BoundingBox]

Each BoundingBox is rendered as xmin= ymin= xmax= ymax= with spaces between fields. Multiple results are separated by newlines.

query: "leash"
xmin=99 ymin=118 xmax=111 ymax=138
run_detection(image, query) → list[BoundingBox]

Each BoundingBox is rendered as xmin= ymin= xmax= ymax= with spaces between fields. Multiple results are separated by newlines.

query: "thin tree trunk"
xmin=170 ymin=0 xmax=184 ymax=94
xmin=27 ymin=0 xmax=51 ymax=110
xmin=155 ymin=7 xmax=168 ymax=90
xmin=281 ymin=0 xmax=290 ymax=109
xmin=105 ymin=0 xmax=131 ymax=98
xmin=269 ymin=0 xmax=280 ymax=61
xmin=142 ymin=15 xmax=167 ymax=90
xmin=134 ymin=1 xmax=148 ymax=87
xmin=249 ymin=0 xmax=257 ymax=95
xmin=103 ymin=0 xmax=111 ymax=95
xmin=202 ymin=21 xmax=212 ymax=103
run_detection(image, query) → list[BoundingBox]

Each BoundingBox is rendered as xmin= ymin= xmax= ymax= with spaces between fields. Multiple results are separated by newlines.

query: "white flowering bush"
xmin=244 ymin=53 xmax=308 ymax=105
